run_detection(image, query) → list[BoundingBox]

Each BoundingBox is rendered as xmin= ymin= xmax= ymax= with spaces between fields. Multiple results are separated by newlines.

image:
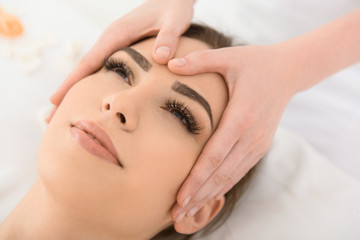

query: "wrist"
xmin=262 ymin=43 xmax=304 ymax=97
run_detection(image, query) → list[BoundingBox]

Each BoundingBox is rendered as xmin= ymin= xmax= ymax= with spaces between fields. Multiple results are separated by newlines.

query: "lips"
xmin=70 ymin=120 xmax=122 ymax=167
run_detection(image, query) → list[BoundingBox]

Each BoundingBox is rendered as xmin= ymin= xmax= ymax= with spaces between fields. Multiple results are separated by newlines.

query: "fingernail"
xmin=170 ymin=58 xmax=186 ymax=67
xmin=187 ymin=207 xmax=199 ymax=217
xmin=175 ymin=212 xmax=185 ymax=223
xmin=155 ymin=46 xmax=171 ymax=59
xmin=182 ymin=196 xmax=191 ymax=207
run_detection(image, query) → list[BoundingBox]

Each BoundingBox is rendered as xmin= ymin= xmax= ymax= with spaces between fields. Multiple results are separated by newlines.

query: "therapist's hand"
xmin=169 ymin=44 xmax=299 ymax=222
xmin=46 ymin=0 xmax=194 ymax=122
xmin=170 ymin=7 xmax=360 ymax=221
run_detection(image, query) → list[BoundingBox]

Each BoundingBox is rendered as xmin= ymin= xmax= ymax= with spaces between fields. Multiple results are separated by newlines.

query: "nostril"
xmin=117 ymin=112 xmax=126 ymax=124
xmin=105 ymin=103 xmax=110 ymax=110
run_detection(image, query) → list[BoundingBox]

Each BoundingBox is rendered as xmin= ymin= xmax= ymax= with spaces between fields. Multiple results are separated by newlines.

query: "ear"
xmin=173 ymin=196 xmax=225 ymax=234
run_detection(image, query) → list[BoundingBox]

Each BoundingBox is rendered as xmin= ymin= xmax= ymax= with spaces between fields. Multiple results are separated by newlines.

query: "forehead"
xmin=132 ymin=36 xmax=212 ymax=59
xmin=115 ymin=37 xmax=229 ymax=129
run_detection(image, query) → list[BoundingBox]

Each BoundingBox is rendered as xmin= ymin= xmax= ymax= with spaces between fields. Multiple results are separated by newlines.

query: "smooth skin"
xmin=48 ymin=0 xmax=360 ymax=221
xmin=0 ymin=36 xmax=228 ymax=240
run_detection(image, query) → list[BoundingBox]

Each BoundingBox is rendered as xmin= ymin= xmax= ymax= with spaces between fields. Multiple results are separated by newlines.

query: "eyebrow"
xmin=172 ymin=81 xmax=214 ymax=129
xmin=119 ymin=47 xmax=213 ymax=129
xmin=120 ymin=47 xmax=152 ymax=71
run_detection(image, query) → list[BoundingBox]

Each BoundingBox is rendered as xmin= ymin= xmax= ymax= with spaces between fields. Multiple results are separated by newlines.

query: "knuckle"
xmin=223 ymin=181 xmax=234 ymax=195
xmin=160 ymin=25 xmax=182 ymax=38
xmin=242 ymin=112 xmax=257 ymax=128
xmin=233 ymin=112 xmax=257 ymax=133
xmin=187 ymin=171 xmax=207 ymax=188
xmin=226 ymin=175 xmax=235 ymax=187
xmin=105 ymin=22 xmax=127 ymax=36
xmin=258 ymin=139 xmax=272 ymax=156
xmin=254 ymin=129 xmax=266 ymax=145
xmin=263 ymin=140 xmax=273 ymax=152
xmin=194 ymin=189 xmax=213 ymax=204
xmin=206 ymin=152 xmax=224 ymax=170
xmin=251 ymin=155 xmax=263 ymax=167
xmin=202 ymin=194 xmax=213 ymax=204
xmin=213 ymin=173 xmax=228 ymax=186
xmin=192 ymin=50 xmax=211 ymax=62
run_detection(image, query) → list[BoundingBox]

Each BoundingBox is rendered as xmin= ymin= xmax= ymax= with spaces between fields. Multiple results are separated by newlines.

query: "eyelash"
xmin=102 ymin=57 xmax=202 ymax=135
xmin=161 ymin=99 xmax=202 ymax=135
xmin=103 ymin=57 xmax=132 ymax=85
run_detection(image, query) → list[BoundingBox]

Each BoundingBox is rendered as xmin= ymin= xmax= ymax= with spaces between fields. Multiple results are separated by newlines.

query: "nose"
xmin=102 ymin=94 xmax=138 ymax=132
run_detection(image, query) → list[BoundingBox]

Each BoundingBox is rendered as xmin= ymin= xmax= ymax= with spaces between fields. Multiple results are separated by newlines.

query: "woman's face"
xmin=38 ymin=36 xmax=228 ymax=239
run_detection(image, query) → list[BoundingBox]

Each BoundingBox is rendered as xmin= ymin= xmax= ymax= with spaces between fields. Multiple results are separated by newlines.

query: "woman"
xmin=0 ymin=24 xmax=255 ymax=240
xmin=49 ymin=0 xmax=360 ymax=221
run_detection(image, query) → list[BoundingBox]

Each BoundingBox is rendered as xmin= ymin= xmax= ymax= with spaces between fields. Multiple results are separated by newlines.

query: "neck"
xmin=0 ymin=179 xmax=113 ymax=240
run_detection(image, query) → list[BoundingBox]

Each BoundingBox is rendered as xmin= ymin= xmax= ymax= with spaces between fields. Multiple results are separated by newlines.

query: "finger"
xmin=152 ymin=19 xmax=188 ymax=64
xmin=183 ymin=138 xmax=253 ymax=208
xmin=172 ymin=147 xmax=257 ymax=221
xmin=50 ymin=34 xmax=127 ymax=106
xmin=213 ymin=133 xmax=271 ymax=201
xmin=168 ymin=48 xmax=230 ymax=75
xmin=171 ymin=201 xmax=193 ymax=222
xmin=50 ymin=19 xmax=150 ymax=106
xmin=175 ymin=104 xmax=242 ymax=207
xmin=214 ymin=152 xmax=259 ymax=200
xmin=171 ymin=193 xmax=221 ymax=222
xmin=45 ymin=105 xmax=58 ymax=124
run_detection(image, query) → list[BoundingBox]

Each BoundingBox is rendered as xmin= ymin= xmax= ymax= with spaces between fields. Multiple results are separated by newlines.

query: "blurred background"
xmin=0 ymin=0 xmax=359 ymax=222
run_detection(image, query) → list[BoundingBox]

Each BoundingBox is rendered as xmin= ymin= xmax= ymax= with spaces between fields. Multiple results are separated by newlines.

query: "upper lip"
xmin=71 ymin=120 xmax=122 ymax=167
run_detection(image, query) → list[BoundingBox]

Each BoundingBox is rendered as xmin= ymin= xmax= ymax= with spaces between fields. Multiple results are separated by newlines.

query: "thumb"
xmin=168 ymin=48 xmax=228 ymax=75
xmin=152 ymin=21 xmax=187 ymax=64
xmin=152 ymin=27 xmax=181 ymax=64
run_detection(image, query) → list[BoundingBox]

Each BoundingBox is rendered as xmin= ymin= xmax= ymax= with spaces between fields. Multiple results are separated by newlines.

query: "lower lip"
xmin=69 ymin=126 xmax=119 ymax=166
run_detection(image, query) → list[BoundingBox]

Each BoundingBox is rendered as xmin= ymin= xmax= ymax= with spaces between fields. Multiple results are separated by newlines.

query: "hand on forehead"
xmin=107 ymin=36 xmax=229 ymax=131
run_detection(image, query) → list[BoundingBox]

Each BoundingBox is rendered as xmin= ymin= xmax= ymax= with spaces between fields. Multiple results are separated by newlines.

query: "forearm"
xmin=282 ymin=7 xmax=360 ymax=92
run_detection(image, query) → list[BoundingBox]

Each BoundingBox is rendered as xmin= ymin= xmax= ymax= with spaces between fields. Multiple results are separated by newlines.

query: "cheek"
xmin=37 ymin=77 xmax=134 ymax=229
xmin=37 ymin=73 xmax=205 ymax=236
xmin=118 ymin=127 xmax=199 ymax=220
xmin=37 ymin=79 xmax=91 ymax=183
xmin=38 ymin=75 xmax=107 ymax=168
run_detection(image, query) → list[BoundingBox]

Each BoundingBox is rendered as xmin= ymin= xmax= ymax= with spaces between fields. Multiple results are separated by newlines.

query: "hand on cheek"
xmin=173 ymin=196 xmax=225 ymax=234
xmin=168 ymin=45 xmax=296 ymax=220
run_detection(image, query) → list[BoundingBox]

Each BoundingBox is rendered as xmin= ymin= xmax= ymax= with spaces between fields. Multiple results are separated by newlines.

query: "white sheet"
xmin=200 ymin=127 xmax=360 ymax=240
xmin=0 ymin=0 xmax=359 ymax=238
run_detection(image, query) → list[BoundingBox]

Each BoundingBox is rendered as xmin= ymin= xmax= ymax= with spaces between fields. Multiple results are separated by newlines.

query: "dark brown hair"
xmin=150 ymin=23 xmax=256 ymax=240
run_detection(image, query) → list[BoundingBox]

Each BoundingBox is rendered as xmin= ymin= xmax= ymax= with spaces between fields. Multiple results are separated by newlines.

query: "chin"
xmin=37 ymin=131 xmax=92 ymax=206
